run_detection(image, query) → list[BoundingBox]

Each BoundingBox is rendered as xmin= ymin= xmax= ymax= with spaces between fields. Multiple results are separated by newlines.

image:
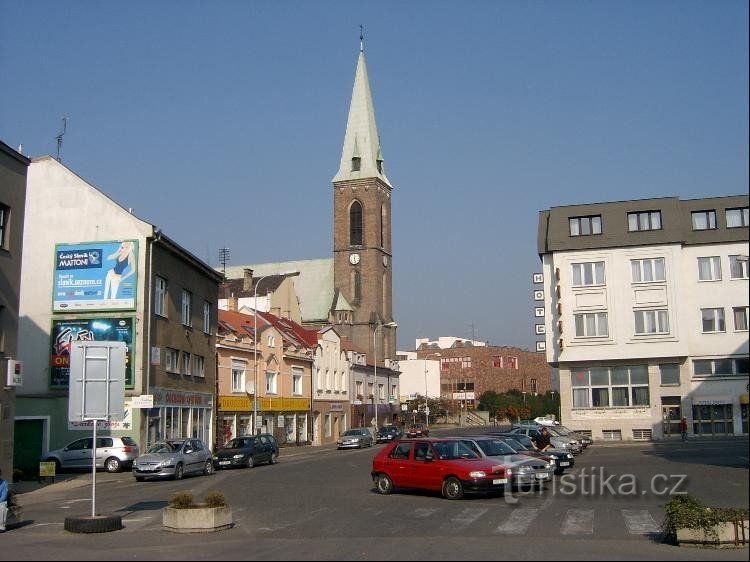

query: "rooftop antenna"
xmin=55 ymin=116 xmax=68 ymax=162
xmin=218 ymin=247 xmax=230 ymax=276
xmin=359 ymin=24 xmax=364 ymax=52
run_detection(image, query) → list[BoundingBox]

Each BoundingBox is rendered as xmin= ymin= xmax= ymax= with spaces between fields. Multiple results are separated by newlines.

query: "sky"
xmin=1 ymin=1 xmax=748 ymax=352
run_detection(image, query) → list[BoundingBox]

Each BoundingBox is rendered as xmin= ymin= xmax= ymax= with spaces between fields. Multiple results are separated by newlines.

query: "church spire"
xmin=332 ymin=34 xmax=391 ymax=187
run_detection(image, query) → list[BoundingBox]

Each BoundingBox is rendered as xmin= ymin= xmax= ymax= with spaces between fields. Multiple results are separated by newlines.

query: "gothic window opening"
xmin=350 ymin=201 xmax=363 ymax=246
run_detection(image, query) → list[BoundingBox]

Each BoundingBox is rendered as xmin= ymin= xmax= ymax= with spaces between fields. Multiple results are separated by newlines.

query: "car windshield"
xmin=145 ymin=441 xmax=179 ymax=454
xmin=343 ymin=429 xmax=364 ymax=436
xmin=224 ymin=438 xmax=253 ymax=449
xmin=503 ymin=438 xmax=526 ymax=451
xmin=433 ymin=441 xmax=479 ymax=460
xmin=476 ymin=439 xmax=516 ymax=456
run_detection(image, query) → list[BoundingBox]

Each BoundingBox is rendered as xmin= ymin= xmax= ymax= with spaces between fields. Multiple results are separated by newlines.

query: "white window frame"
xmin=192 ymin=355 xmax=205 ymax=378
xmin=267 ymin=334 xmax=275 ymax=347
xmin=181 ymin=351 xmax=191 ymax=375
xmin=729 ymin=255 xmax=749 ymax=279
xmin=691 ymin=210 xmax=717 ymax=230
xmin=154 ymin=276 xmax=167 ymax=317
xmin=232 ymin=359 xmax=247 ymax=392
xmin=355 ymin=380 xmax=364 ymax=398
xmin=574 ymin=312 xmax=609 ymax=337
xmin=292 ymin=367 xmax=303 ymax=395
xmin=203 ymin=301 xmax=211 ymax=334
xmin=634 ymin=309 xmax=670 ymax=335
xmin=627 ymin=210 xmax=662 ymax=231
xmin=165 ymin=347 xmax=179 ymax=373
xmin=631 ymin=257 xmax=666 ymax=283
xmin=570 ymin=365 xmax=650 ymax=409
xmin=572 ymin=261 xmax=605 ymax=286
xmin=659 ymin=363 xmax=680 ymax=386
xmin=265 ymin=370 xmax=278 ymax=394
xmin=181 ymin=289 xmax=192 ymax=326
xmin=701 ymin=308 xmax=725 ymax=333
xmin=693 ymin=358 xmax=748 ymax=377
xmin=733 ymin=307 xmax=749 ymax=332
xmin=697 ymin=256 xmax=722 ymax=281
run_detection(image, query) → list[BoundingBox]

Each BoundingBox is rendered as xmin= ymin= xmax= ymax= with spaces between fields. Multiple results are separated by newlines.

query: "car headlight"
xmin=233 ymin=454 xmax=244 ymax=459
xmin=545 ymin=463 xmax=552 ymax=469
xmin=567 ymin=453 xmax=573 ymax=459
xmin=516 ymin=466 xmax=533 ymax=474
xmin=468 ymin=471 xmax=487 ymax=478
xmin=212 ymin=455 xmax=218 ymax=460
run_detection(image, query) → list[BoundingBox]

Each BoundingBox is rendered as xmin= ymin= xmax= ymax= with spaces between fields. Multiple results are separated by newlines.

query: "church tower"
xmin=332 ymin=36 xmax=396 ymax=366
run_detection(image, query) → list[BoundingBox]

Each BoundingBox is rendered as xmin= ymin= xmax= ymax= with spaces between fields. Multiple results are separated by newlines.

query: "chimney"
xmin=243 ymin=268 xmax=254 ymax=292
xmin=228 ymin=295 xmax=238 ymax=312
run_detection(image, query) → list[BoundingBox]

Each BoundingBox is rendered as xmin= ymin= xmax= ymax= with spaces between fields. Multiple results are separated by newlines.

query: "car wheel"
xmin=246 ymin=456 xmax=255 ymax=469
xmin=375 ymin=473 xmax=393 ymax=495
xmin=104 ymin=456 xmax=121 ymax=473
xmin=442 ymin=477 xmax=464 ymax=500
xmin=135 ymin=476 xmax=144 ymax=482
xmin=174 ymin=463 xmax=184 ymax=480
xmin=203 ymin=459 xmax=214 ymax=476
xmin=270 ymin=452 xmax=279 ymax=465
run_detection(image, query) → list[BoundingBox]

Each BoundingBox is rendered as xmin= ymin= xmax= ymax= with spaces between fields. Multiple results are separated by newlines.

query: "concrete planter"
xmin=162 ymin=505 xmax=233 ymax=533
xmin=677 ymin=520 xmax=749 ymax=547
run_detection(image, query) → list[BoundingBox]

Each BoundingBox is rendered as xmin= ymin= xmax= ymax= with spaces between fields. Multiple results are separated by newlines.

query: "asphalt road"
xmin=3 ymin=428 xmax=748 ymax=561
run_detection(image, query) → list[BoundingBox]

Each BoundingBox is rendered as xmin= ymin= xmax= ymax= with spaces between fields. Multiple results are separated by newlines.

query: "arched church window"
xmin=350 ymin=201 xmax=363 ymax=246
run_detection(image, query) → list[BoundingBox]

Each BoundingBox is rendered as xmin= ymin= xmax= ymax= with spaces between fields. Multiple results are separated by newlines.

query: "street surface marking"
xmin=622 ymin=509 xmax=660 ymax=535
xmin=411 ymin=508 xmax=437 ymax=519
xmin=495 ymin=508 xmax=539 ymax=534
xmin=561 ymin=509 xmax=594 ymax=535
xmin=440 ymin=508 xmax=488 ymax=533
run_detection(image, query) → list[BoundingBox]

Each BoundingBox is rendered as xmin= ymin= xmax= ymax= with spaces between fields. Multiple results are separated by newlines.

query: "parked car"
xmin=376 ymin=425 xmax=403 ymax=443
xmin=406 ymin=423 xmax=429 ymax=438
xmin=545 ymin=426 xmax=587 ymax=451
xmin=213 ymin=434 xmax=279 ymax=469
xmin=509 ymin=426 xmax=583 ymax=454
xmin=371 ymin=438 xmax=511 ymax=500
xmin=132 ymin=438 xmax=214 ymax=481
xmin=533 ymin=416 xmax=560 ymax=426
xmin=447 ymin=436 xmax=554 ymax=489
xmin=553 ymin=425 xmax=593 ymax=447
xmin=488 ymin=432 xmax=575 ymax=474
xmin=43 ymin=436 xmax=139 ymax=473
xmin=337 ymin=428 xmax=374 ymax=449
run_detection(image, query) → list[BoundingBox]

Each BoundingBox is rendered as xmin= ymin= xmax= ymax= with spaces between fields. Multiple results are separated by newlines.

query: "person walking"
xmin=534 ymin=427 xmax=552 ymax=452
xmin=680 ymin=417 xmax=688 ymax=442
xmin=0 ymin=468 xmax=8 ymax=532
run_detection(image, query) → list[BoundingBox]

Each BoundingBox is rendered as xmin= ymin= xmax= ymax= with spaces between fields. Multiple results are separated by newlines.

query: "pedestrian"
xmin=535 ymin=427 xmax=552 ymax=452
xmin=0 ymin=468 xmax=8 ymax=532
xmin=680 ymin=417 xmax=688 ymax=442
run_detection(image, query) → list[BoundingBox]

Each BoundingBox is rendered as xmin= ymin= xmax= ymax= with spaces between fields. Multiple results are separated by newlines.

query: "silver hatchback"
xmin=43 ymin=436 xmax=140 ymax=473
xmin=132 ymin=438 xmax=214 ymax=481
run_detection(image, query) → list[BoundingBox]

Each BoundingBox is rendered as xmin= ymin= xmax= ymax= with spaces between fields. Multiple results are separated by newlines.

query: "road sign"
xmin=68 ymin=341 xmax=126 ymax=422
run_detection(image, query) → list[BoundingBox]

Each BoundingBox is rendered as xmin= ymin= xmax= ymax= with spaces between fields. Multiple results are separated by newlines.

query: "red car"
xmin=406 ymin=423 xmax=429 ymax=438
xmin=371 ymin=438 xmax=512 ymax=500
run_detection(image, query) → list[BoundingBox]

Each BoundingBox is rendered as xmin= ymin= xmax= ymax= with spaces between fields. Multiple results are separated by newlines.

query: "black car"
xmin=213 ymin=433 xmax=279 ymax=469
xmin=487 ymin=432 xmax=575 ymax=475
xmin=376 ymin=425 xmax=403 ymax=443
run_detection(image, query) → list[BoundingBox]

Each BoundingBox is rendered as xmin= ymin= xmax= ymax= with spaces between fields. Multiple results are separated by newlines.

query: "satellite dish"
xmin=245 ymin=380 xmax=255 ymax=395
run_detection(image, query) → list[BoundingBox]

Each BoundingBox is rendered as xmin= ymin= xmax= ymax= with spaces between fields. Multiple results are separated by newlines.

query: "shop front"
xmin=691 ymin=395 xmax=735 ymax=437
xmin=147 ymin=387 xmax=213 ymax=447
xmin=218 ymin=395 xmax=310 ymax=447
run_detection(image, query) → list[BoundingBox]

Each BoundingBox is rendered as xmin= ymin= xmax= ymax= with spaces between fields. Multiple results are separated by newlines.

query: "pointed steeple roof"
xmin=332 ymin=40 xmax=391 ymax=187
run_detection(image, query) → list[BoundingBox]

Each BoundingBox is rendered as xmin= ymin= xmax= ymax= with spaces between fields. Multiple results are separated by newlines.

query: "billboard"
xmin=53 ymin=240 xmax=138 ymax=311
xmin=50 ymin=317 xmax=134 ymax=388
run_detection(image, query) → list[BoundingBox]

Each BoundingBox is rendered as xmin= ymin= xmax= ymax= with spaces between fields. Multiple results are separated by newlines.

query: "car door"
xmin=257 ymin=435 xmax=271 ymax=464
xmin=380 ymin=441 xmax=412 ymax=487
xmin=182 ymin=439 xmax=205 ymax=474
xmin=410 ymin=441 xmax=443 ymax=492
xmin=62 ymin=438 xmax=93 ymax=469
xmin=94 ymin=437 xmax=114 ymax=469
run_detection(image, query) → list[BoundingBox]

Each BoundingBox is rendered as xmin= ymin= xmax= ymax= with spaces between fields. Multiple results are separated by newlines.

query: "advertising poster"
xmin=53 ymin=240 xmax=138 ymax=311
xmin=50 ymin=317 xmax=134 ymax=388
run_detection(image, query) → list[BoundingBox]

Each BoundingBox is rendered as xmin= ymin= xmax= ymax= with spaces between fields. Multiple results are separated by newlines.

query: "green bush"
xmin=204 ymin=491 xmax=228 ymax=508
xmin=168 ymin=491 xmax=196 ymax=509
xmin=662 ymin=494 xmax=749 ymax=545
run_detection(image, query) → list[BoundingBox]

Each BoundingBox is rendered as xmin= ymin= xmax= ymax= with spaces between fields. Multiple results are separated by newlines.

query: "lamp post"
xmin=423 ymin=352 xmax=441 ymax=427
xmin=372 ymin=320 xmax=397 ymax=432
xmin=253 ymin=270 xmax=298 ymax=435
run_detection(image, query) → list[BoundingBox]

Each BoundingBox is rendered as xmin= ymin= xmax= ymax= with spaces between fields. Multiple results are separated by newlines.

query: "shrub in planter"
xmin=168 ymin=491 xmax=197 ymax=509
xmin=204 ymin=491 xmax=228 ymax=508
xmin=163 ymin=491 xmax=232 ymax=533
xmin=662 ymin=494 xmax=749 ymax=546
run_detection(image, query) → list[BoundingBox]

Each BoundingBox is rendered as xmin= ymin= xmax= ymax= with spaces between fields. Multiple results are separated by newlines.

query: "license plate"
xmin=219 ymin=460 xmax=230 ymax=465
xmin=559 ymin=461 xmax=570 ymax=466
xmin=536 ymin=473 xmax=549 ymax=479
xmin=492 ymin=478 xmax=508 ymax=485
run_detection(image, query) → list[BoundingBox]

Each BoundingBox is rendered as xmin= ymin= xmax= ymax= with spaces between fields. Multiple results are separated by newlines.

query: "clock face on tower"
xmin=349 ymin=253 xmax=360 ymax=265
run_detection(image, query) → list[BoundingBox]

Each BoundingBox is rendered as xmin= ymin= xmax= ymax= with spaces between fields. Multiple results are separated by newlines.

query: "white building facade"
xmin=538 ymin=195 xmax=749 ymax=440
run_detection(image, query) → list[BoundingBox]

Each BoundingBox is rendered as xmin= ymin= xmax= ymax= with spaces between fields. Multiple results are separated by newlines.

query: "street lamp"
xmin=372 ymin=320 xmax=397 ymax=432
xmin=423 ymin=352 xmax=441 ymax=427
xmin=253 ymin=270 xmax=298 ymax=435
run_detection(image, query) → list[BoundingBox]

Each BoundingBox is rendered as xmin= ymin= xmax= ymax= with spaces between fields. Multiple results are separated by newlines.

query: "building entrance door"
xmin=661 ymin=396 xmax=682 ymax=437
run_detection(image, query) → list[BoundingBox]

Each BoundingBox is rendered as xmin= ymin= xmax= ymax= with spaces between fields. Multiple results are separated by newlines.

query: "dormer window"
xmin=351 ymin=156 xmax=361 ymax=172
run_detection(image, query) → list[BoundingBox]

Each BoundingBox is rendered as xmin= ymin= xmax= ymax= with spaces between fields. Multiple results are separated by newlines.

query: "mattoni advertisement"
xmin=53 ymin=240 xmax=138 ymax=311
xmin=50 ymin=317 xmax=134 ymax=388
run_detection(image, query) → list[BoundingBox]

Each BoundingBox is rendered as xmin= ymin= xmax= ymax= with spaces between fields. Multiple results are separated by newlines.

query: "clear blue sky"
xmin=2 ymin=1 xmax=748 ymax=352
